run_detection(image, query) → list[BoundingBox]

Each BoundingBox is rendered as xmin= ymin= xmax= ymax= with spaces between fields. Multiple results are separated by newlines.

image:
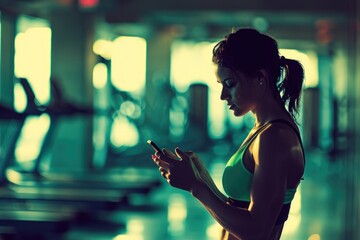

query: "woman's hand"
xmin=185 ymin=151 xmax=228 ymax=201
xmin=185 ymin=151 xmax=211 ymax=183
xmin=152 ymin=148 xmax=202 ymax=193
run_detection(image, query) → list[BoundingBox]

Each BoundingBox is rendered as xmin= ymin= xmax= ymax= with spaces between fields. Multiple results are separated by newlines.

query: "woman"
xmin=151 ymin=28 xmax=305 ymax=240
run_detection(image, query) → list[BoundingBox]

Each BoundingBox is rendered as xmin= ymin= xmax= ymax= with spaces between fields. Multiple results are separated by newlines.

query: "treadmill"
xmin=5 ymin=77 xmax=161 ymax=203
xmin=0 ymin=105 xmax=74 ymax=239
xmin=0 ymin=83 xmax=134 ymax=238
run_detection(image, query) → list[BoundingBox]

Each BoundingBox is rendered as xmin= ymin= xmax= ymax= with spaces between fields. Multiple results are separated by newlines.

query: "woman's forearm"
xmin=190 ymin=155 xmax=229 ymax=202
xmin=191 ymin=181 xmax=259 ymax=240
xmin=200 ymin=173 xmax=228 ymax=202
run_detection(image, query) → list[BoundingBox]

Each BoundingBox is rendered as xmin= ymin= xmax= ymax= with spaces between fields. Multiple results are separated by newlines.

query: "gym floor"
xmin=62 ymin=148 xmax=346 ymax=240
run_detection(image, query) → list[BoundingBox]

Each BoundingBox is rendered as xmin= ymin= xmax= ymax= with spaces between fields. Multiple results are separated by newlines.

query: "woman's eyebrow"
xmin=217 ymin=77 xmax=232 ymax=84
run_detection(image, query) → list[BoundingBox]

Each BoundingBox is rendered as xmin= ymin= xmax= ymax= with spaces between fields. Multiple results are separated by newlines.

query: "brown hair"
xmin=212 ymin=28 xmax=304 ymax=119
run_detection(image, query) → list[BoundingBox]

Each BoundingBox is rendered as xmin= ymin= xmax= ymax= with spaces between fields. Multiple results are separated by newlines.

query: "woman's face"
xmin=214 ymin=65 xmax=262 ymax=116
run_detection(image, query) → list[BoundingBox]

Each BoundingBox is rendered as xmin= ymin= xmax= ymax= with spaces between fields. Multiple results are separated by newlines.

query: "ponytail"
xmin=277 ymin=56 xmax=304 ymax=120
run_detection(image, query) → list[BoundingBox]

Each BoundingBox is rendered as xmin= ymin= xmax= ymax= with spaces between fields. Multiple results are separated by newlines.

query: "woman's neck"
xmin=251 ymin=92 xmax=291 ymax=128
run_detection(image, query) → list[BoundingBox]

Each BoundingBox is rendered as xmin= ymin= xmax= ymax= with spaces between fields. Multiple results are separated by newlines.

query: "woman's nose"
xmin=220 ymin=88 xmax=229 ymax=100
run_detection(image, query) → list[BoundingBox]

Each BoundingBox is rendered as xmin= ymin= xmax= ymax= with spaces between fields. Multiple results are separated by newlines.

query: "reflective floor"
xmin=62 ymin=148 xmax=346 ymax=240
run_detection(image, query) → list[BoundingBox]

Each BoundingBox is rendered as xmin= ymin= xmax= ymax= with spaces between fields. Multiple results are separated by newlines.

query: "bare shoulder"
xmin=256 ymin=122 xmax=301 ymax=156
xmin=252 ymin=121 xmax=304 ymax=186
xmin=262 ymin=121 xmax=301 ymax=147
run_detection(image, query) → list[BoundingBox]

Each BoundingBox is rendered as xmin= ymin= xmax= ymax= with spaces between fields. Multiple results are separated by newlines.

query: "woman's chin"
xmin=231 ymin=107 xmax=247 ymax=117
xmin=231 ymin=109 xmax=241 ymax=117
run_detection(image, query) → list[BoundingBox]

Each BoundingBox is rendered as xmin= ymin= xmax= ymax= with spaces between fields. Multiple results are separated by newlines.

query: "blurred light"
xmin=14 ymin=32 xmax=27 ymax=78
xmin=316 ymin=19 xmax=333 ymax=45
xmin=120 ymin=101 xmax=136 ymax=117
xmin=279 ymin=49 xmax=318 ymax=88
xmin=308 ymin=234 xmax=321 ymax=240
xmin=15 ymin=114 xmax=51 ymax=163
xmin=93 ymin=62 xmax=108 ymax=89
xmin=93 ymin=39 xmax=113 ymax=59
xmin=168 ymin=194 xmax=187 ymax=221
xmin=333 ymin=50 xmax=347 ymax=96
xmin=127 ymin=219 xmax=144 ymax=233
xmin=111 ymin=36 xmax=146 ymax=94
xmin=206 ymin=222 xmax=221 ymax=240
xmin=168 ymin=194 xmax=187 ymax=236
xmin=112 ymin=219 xmax=144 ymax=240
xmin=92 ymin=116 xmax=109 ymax=168
xmin=208 ymin=87 xmax=226 ymax=139
xmin=282 ymin=187 xmax=302 ymax=236
xmin=79 ymin=0 xmax=99 ymax=8
xmin=119 ymin=100 xmax=141 ymax=119
xmin=110 ymin=117 xmax=139 ymax=148
xmin=170 ymin=41 xmax=216 ymax=93
xmin=169 ymin=95 xmax=188 ymax=140
xmin=113 ymin=234 xmax=143 ymax=240
xmin=170 ymin=110 xmax=186 ymax=137
xmin=14 ymin=25 xmax=51 ymax=105
xmin=171 ymin=40 xmax=228 ymax=139
xmin=14 ymin=82 xmax=27 ymax=112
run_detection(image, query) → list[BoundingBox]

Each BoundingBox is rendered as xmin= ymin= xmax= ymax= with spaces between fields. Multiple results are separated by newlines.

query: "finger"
xmin=158 ymin=152 xmax=176 ymax=165
xmin=159 ymin=166 xmax=169 ymax=174
xmin=154 ymin=151 xmax=163 ymax=157
xmin=163 ymin=149 xmax=178 ymax=159
xmin=152 ymin=155 xmax=170 ymax=168
xmin=157 ymin=160 xmax=170 ymax=169
xmin=155 ymin=150 xmax=174 ymax=163
xmin=175 ymin=147 xmax=189 ymax=161
xmin=159 ymin=167 xmax=168 ymax=178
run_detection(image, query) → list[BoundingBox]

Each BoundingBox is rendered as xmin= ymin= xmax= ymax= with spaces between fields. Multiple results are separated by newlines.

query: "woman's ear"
xmin=257 ymin=69 xmax=269 ymax=87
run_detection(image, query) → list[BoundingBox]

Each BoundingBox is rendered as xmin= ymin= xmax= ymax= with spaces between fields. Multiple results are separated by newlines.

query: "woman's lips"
xmin=228 ymin=104 xmax=235 ymax=110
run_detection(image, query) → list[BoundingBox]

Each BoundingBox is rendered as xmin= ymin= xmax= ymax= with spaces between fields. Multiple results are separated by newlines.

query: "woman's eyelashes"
xmin=216 ymin=78 xmax=234 ymax=88
xmin=224 ymin=79 xmax=234 ymax=88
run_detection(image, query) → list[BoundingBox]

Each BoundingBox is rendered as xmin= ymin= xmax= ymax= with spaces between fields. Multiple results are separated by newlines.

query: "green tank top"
xmin=222 ymin=121 xmax=299 ymax=204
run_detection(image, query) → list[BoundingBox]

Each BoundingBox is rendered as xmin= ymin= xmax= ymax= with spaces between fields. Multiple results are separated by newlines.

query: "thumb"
xmin=175 ymin=147 xmax=189 ymax=161
xmin=163 ymin=148 xmax=178 ymax=159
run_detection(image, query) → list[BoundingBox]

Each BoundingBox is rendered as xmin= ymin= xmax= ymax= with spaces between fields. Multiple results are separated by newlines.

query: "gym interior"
xmin=0 ymin=0 xmax=360 ymax=239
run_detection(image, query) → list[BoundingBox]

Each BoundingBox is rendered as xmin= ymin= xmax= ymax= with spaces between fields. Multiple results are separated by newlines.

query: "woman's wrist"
xmin=191 ymin=178 xmax=207 ymax=198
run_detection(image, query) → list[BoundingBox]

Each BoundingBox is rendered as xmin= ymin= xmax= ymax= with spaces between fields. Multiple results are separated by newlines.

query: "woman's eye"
xmin=224 ymin=80 xmax=233 ymax=87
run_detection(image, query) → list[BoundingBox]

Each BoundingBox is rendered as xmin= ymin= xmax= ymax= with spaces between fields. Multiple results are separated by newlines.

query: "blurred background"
xmin=0 ymin=0 xmax=359 ymax=239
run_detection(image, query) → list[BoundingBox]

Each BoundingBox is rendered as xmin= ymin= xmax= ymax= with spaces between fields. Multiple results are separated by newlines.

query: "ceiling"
xmin=0 ymin=0 xmax=352 ymax=20
xmin=0 ymin=0 xmax=353 ymax=45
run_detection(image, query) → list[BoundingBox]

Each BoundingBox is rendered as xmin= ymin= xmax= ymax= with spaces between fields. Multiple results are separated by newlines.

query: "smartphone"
xmin=147 ymin=140 xmax=163 ymax=153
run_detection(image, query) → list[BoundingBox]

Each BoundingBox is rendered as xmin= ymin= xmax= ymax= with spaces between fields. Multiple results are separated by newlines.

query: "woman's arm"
xmin=191 ymin=127 xmax=296 ymax=239
xmin=153 ymin=128 xmax=296 ymax=240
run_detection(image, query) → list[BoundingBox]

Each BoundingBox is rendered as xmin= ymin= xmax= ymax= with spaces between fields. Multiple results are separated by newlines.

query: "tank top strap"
xmin=240 ymin=119 xmax=305 ymax=168
xmin=239 ymin=122 xmax=273 ymax=151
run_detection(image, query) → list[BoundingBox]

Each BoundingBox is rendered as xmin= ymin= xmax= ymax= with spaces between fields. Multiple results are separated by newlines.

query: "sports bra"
xmin=222 ymin=119 xmax=305 ymax=224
